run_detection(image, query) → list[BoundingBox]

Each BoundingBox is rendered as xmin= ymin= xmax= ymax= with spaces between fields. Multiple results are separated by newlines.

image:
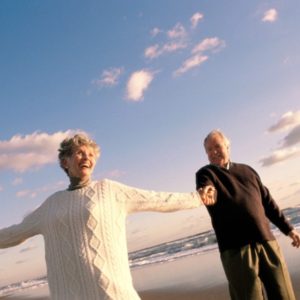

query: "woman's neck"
xmin=68 ymin=176 xmax=91 ymax=191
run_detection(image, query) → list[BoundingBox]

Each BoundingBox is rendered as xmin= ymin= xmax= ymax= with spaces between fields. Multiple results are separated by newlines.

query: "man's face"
xmin=204 ymin=134 xmax=230 ymax=168
xmin=63 ymin=145 xmax=97 ymax=180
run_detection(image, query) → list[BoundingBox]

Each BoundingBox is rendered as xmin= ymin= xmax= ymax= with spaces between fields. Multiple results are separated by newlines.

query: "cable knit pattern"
xmin=0 ymin=179 xmax=201 ymax=300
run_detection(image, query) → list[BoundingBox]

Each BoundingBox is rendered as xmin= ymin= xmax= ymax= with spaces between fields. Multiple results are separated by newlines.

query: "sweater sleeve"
xmin=195 ymin=167 xmax=214 ymax=190
xmin=0 ymin=204 xmax=43 ymax=249
xmin=109 ymin=180 xmax=201 ymax=214
xmin=260 ymin=184 xmax=293 ymax=235
xmin=251 ymin=168 xmax=294 ymax=235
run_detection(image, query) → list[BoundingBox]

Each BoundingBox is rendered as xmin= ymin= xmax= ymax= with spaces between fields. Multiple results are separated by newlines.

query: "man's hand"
xmin=288 ymin=229 xmax=300 ymax=248
xmin=198 ymin=185 xmax=217 ymax=206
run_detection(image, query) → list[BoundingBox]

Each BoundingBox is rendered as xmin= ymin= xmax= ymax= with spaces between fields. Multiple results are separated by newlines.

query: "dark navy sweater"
xmin=196 ymin=162 xmax=293 ymax=252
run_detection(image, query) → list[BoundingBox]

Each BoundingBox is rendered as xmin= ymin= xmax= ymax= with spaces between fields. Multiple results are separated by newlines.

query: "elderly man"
xmin=0 ymin=133 xmax=215 ymax=300
xmin=196 ymin=129 xmax=300 ymax=300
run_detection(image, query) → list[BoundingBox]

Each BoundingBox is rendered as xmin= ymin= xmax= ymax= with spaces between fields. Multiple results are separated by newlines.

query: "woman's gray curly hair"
xmin=58 ymin=133 xmax=100 ymax=174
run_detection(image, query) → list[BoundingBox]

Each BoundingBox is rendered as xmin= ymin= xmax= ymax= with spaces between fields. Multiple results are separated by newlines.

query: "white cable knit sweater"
xmin=0 ymin=179 xmax=201 ymax=300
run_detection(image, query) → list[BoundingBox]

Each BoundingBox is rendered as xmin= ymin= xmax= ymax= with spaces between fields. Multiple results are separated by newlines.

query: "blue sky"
xmin=1 ymin=0 xmax=300 ymax=286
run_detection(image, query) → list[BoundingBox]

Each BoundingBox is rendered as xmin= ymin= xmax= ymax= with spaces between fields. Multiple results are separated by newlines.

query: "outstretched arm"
xmin=0 ymin=207 xmax=42 ymax=249
xmin=288 ymin=229 xmax=300 ymax=248
xmin=109 ymin=179 xmax=203 ymax=213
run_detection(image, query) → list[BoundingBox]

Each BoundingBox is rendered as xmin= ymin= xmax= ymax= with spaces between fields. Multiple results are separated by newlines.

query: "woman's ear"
xmin=61 ymin=158 xmax=69 ymax=170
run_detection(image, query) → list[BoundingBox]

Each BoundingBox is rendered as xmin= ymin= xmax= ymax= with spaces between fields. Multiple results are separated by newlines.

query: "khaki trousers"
xmin=220 ymin=240 xmax=295 ymax=300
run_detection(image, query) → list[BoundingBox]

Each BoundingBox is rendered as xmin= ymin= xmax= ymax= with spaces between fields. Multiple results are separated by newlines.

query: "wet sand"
xmin=135 ymin=233 xmax=300 ymax=299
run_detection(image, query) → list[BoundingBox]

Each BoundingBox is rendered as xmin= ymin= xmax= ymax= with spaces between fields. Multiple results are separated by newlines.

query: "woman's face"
xmin=63 ymin=145 xmax=97 ymax=180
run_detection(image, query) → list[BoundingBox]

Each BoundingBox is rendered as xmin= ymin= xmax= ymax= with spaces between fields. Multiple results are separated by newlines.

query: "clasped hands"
xmin=198 ymin=185 xmax=217 ymax=206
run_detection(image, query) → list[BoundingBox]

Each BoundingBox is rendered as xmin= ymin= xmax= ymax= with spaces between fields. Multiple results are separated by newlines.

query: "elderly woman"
xmin=0 ymin=133 xmax=215 ymax=300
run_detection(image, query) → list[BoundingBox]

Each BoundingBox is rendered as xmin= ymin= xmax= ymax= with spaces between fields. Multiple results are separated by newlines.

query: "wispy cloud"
xmin=268 ymin=111 xmax=300 ymax=133
xmin=262 ymin=8 xmax=278 ymax=23
xmin=174 ymin=37 xmax=225 ymax=76
xmin=16 ymin=180 xmax=66 ymax=199
xmin=92 ymin=67 xmax=123 ymax=88
xmin=144 ymin=44 xmax=160 ymax=59
xmin=167 ymin=23 xmax=187 ymax=39
xmin=174 ymin=54 xmax=208 ymax=76
xmin=144 ymin=41 xmax=187 ymax=59
xmin=126 ymin=70 xmax=154 ymax=101
xmin=0 ymin=130 xmax=76 ymax=172
xmin=281 ymin=125 xmax=300 ymax=148
xmin=190 ymin=12 xmax=204 ymax=29
xmin=150 ymin=27 xmax=162 ymax=37
xmin=145 ymin=23 xmax=188 ymax=60
xmin=145 ymin=12 xmax=224 ymax=76
xmin=259 ymin=148 xmax=300 ymax=167
xmin=192 ymin=37 xmax=225 ymax=54
xmin=0 ymin=185 xmax=3 ymax=192
xmin=106 ymin=169 xmax=126 ymax=179
xmin=260 ymin=110 xmax=300 ymax=166
xmin=12 ymin=177 xmax=23 ymax=186
xmin=95 ymin=10 xmax=223 ymax=101
xmin=16 ymin=190 xmax=37 ymax=198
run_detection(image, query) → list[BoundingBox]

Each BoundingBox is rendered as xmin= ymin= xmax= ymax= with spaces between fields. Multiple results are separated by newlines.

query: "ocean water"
xmin=1 ymin=205 xmax=299 ymax=297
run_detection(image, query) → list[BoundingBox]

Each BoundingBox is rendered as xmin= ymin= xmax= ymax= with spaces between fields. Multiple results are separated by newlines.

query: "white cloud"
xmin=92 ymin=67 xmax=123 ymax=87
xmin=262 ymin=8 xmax=278 ymax=23
xmin=260 ymin=110 xmax=300 ymax=167
xmin=167 ymin=23 xmax=187 ymax=39
xmin=12 ymin=177 xmax=23 ymax=186
xmin=126 ymin=70 xmax=154 ymax=101
xmin=190 ymin=12 xmax=204 ymax=29
xmin=16 ymin=189 xmax=37 ymax=198
xmin=144 ymin=44 xmax=160 ymax=59
xmin=192 ymin=37 xmax=226 ymax=54
xmin=174 ymin=37 xmax=225 ymax=76
xmin=268 ymin=111 xmax=300 ymax=133
xmin=106 ymin=169 xmax=126 ymax=179
xmin=174 ymin=54 xmax=208 ymax=76
xmin=16 ymin=180 xmax=66 ymax=199
xmin=162 ymin=41 xmax=187 ymax=53
xmin=259 ymin=147 xmax=300 ymax=167
xmin=145 ymin=21 xmax=189 ymax=60
xmin=281 ymin=125 xmax=300 ymax=148
xmin=0 ymin=130 xmax=75 ymax=172
xmin=150 ymin=27 xmax=161 ymax=37
xmin=144 ymin=41 xmax=187 ymax=59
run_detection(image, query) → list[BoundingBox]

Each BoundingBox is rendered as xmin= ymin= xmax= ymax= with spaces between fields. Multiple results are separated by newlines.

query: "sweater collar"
xmin=68 ymin=176 xmax=91 ymax=191
xmin=211 ymin=161 xmax=231 ymax=170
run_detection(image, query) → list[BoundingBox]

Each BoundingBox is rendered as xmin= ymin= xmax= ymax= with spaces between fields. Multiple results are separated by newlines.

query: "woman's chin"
xmin=79 ymin=172 xmax=92 ymax=180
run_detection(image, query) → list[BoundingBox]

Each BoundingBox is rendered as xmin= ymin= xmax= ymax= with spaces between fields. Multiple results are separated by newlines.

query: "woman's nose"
xmin=82 ymin=152 xmax=88 ymax=159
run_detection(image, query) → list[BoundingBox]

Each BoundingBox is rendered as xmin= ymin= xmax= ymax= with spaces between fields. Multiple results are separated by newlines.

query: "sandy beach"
xmin=134 ymin=248 xmax=230 ymax=300
xmin=2 ymin=233 xmax=299 ymax=300
xmin=135 ymin=232 xmax=300 ymax=299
